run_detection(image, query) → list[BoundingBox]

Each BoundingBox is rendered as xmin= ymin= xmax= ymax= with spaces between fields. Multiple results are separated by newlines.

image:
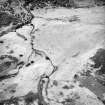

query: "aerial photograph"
xmin=0 ymin=0 xmax=105 ymax=105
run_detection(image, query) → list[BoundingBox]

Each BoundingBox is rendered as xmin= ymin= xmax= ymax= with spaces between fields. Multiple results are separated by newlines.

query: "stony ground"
xmin=0 ymin=4 xmax=105 ymax=105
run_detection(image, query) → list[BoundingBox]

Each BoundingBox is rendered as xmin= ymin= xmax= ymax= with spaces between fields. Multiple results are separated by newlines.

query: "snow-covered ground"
xmin=0 ymin=6 xmax=105 ymax=105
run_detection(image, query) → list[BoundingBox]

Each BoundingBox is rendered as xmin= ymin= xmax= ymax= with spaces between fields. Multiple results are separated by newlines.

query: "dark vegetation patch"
xmin=0 ymin=61 xmax=12 ymax=72
xmin=0 ymin=97 xmax=19 ymax=105
xmin=76 ymin=75 xmax=105 ymax=104
xmin=0 ymin=0 xmax=33 ymax=31
xmin=0 ymin=0 xmax=104 ymax=31
xmin=0 ymin=55 xmax=19 ymax=81
xmin=74 ymin=48 xmax=105 ymax=104
xmin=0 ymin=55 xmax=18 ymax=65
xmin=62 ymin=98 xmax=76 ymax=105
xmin=76 ymin=48 xmax=105 ymax=86
xmin=62 ymin=85 xmax=70 ymax=89
xmin=0 ymin=92 xmax=38 ymax=105
xmin=0 ymin=73 xmax=18 ymax=81
xmin=0 ymin=55 xmax=25 ymax=80
xmin=0 ymin=12 xmax=13 ymax=28
xmin=22 ymin=0 xmax=105 ymax=10
xmin=0 ymin=55 xmax=18 ymax=63
xmin=0 ymin=40 xmax=4 ymax=44
xmin=90 ymin=48 xmax=105 ymax=75
xmin=0 ymin=12 xmax=20 ymax=28
xmin=24 ymin=92 xmax=38 ymax=105
xmin=53 ymin=80 xmax=58 ymax=86
xmin=9 ymin=50 xmax=14 ymax=54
